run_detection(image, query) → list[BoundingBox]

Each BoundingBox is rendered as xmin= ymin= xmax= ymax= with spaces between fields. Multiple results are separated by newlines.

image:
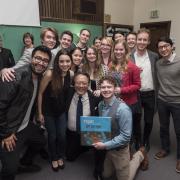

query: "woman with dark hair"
xmin=109 ymin=40 xmax=142 ymax=150
xmin=21 ymin=32 xmax=34 ymax=55
xmin=70 ymin=47 xmax=83 ymax=73
xmin=93 ymin=36 xmax=102 ymax=51
xmin=82 ymin=47 xmax=108 ymax=97
xmin=38 ymin=49 xmax=73 ymax=171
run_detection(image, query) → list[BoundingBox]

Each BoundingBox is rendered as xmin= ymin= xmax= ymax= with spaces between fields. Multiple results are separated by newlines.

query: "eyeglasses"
xmin=158 ymin=44 xmax=171 ymax=50
xmin=33 ymin=56 xmax=49 ymax=65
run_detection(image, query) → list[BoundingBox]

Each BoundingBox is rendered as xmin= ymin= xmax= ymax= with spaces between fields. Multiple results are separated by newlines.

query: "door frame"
xmin=140 ymin=21 xmax=171 ymax=37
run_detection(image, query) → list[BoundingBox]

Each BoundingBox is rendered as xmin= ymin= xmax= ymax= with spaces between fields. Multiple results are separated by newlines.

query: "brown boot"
xmin=176 ymin=160 xmax=180 ymax=173
xmin=139 ymin=146 xmax=149 ymax=171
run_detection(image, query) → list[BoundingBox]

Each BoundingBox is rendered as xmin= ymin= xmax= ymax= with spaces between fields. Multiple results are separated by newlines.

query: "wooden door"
xmin=140 ymin=21 xmax=171 ymax=53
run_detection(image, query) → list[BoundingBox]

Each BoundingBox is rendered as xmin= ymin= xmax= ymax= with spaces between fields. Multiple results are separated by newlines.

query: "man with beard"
xmin=0 ymin=45 xmax=52 ymax=180
xmin=1 ymin=27 xmax=58 ymax=81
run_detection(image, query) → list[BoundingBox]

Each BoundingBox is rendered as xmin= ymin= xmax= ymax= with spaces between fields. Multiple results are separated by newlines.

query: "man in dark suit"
xmin=131 ymin=28 xmax=159 ymax=151
xmin=65 ymin=72 xmax=104 ymax=180
xmin=0 ymin=35 xmax=15 ymax=72
xmin=66 ymin=72 xmax=99 ymax=161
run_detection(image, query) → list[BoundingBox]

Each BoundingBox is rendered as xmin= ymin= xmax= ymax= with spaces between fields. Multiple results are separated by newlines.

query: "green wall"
xmin=0 ymin=22 xmax=102 ymax=61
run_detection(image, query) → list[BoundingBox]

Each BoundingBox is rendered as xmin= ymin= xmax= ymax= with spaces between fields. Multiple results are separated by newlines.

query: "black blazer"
xmin=0 ymin=48 xmax=15 ymax=70
xmin=65 ymin=87 xmax=100 ymax=117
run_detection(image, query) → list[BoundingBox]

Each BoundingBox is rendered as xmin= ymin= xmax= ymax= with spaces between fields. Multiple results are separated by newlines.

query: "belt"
xmin=114 ymin=145 xmax=128 ymax=151
xmin=140 ymin=90 xmax=155 ymax=96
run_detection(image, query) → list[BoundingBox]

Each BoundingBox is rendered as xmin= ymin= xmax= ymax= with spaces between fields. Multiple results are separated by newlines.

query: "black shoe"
xmin=51 ymin=165 xmax=59 ymax=172
xmin=18 ymin=164 xmax=41 ymax=174
xmin=58 ymin=159 xmax=65 ymax=169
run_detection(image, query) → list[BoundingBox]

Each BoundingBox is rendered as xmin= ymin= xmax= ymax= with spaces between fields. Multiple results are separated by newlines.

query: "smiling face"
xmin=100 ymin=38 xmax=112 ymax=55
xmin=114 ymin=42 xmax=126 ymax=62
xmin=60 ymin=34 xmax=72 ymax=49
xmin=94 ymin=39 xmax=101 ymax=50
xmin=42 ymin=30 xmax=56 ymax=49
xmin=158 ymin=41 xmax=173 ymax=59
xmin=100 ymin=80 xmax=115 ymax=100
xmin=127 ymin=34 xmax=136 ymax=49
xmin=79 ymin=30 xmax=90 ymax=45
xmin=136 ymin=32 xmax=150 ymax=52
xmin=86 ymin=48 xmax=96 ymax=63
xmin=31 ymin=50 xmax=50 ymax=75
xmin=24 ymin=36 xmax=33 ymax=47
xmin=74 ymin=74 xmax=89 ymax=96
xmin=58 ymin=54 xmax=72 ymax=73
xmin=72 ymin=49 xmax=83 ymax=66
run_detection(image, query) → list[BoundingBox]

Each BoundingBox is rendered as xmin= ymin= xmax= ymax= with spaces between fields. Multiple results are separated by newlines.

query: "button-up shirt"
xmin=68 ymin=92 xmax=90 ymax=131
xmin=98 ymin=96 xmax=132 ymax=150
xmin=134 ymin=50 xmax=154 ymax=91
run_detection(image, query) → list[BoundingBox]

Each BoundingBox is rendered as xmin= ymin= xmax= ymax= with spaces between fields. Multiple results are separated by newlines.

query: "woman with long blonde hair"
xmin=110 ymin=40 xmax=142 ymax=150
xmin=98 ymin=37 xmax=113 ymax=67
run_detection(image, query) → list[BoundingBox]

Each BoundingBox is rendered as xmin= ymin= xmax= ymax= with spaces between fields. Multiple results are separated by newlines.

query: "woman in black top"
xmin=38 ymin=49 xmax=73 ymax=171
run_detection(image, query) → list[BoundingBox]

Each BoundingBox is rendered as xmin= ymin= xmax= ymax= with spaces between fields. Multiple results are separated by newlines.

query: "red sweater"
xmin=121 ymin=60 xmax=141 ymax=105
xmin=110 ymin=60 xmax=141 ymax=105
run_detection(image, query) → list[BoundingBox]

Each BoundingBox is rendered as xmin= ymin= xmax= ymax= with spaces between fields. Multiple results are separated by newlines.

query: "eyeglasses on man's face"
xmin=33 ymin=56 xmax=49 ymax=65
xmin=158 ymin=43 xmax=171 ymax=51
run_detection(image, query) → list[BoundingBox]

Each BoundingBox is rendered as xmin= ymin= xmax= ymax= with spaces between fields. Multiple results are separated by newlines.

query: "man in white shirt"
xmin=131 ymin=28 xmax=159 ymax=151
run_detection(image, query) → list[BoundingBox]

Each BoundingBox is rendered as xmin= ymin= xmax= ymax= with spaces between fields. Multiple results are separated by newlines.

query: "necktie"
xmin=76 ymin=95 xmax=83 ymax=132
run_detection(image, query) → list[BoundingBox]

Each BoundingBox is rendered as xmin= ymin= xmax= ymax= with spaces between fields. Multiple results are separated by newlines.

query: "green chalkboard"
xmin=0 ymin=21 xmax=102 ymax=61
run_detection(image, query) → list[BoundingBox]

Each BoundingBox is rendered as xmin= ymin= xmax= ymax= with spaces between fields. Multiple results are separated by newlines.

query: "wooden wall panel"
xmin=39 ymin=0 xmax=104 ymax=25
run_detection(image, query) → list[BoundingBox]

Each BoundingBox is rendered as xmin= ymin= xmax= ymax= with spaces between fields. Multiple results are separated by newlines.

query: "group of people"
xmin=0 ymin=26 xmax=179 ymax=180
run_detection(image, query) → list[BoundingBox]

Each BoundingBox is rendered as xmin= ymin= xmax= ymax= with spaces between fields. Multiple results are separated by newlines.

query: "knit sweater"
xmin=156 ymin=55 xmax=180 ymax=103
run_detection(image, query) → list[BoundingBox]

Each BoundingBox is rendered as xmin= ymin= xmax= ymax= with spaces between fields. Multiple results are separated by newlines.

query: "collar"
xmin=168 ymin=52 xmax=176 ymax=62
xmin=135 ymin=50 xmax=148 ymax=58
xmin=102 ymin=95 xmax=116 ymax=107
xmin=74 ymin=92 xmax=88 ymax=101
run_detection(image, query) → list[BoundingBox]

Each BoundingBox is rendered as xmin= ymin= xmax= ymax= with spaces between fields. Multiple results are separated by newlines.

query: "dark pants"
xmin=129 ymin=102 xmax=142 ymax=145
xmin=66 ymin=129 xmax=89 ymax=161
xmin=45 ymin=113 xmax=66 ymax=161
xmin=158 ymin=98 xmax=180 ymax=159
xmin=0 ymin=122 xmax=46 ymax=180
xmin=66 ymin=129 xmax=106 ymax=176
xmin=140 ymin=90 xmax=155 ymax=144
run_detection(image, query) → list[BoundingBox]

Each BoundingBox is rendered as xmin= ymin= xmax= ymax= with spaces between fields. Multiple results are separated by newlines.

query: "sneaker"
xmin=175 ymin=160 xmax=180 ymax=173
xmin=139 ymin=146 xmax=149 ymax=171
xmin=154 ymin=150 xmax=168 ymax=160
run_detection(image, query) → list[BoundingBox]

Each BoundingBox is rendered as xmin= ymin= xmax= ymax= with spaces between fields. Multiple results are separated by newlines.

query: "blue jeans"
xmin=45 ymin=113 xmax=66 ymax=161
xmin=158 ymin=98 xmax=180 ymax=159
